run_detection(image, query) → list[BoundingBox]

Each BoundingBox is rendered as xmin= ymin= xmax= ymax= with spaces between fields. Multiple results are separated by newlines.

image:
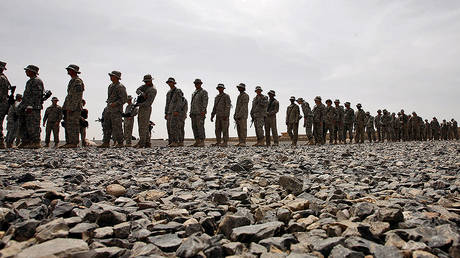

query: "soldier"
xmin=80 ymin=99 xmax=88 ymax=147
xmin=164 ymin=77 xmax=184 ymax=147
xmin=424 ymin=119 xmax=432 ymax=140
xmin=392 ymin=113 xmax=401 ymax=141
xmin=452 ymin=119 xmax=458 ymax=140
xmin=5 ymin=94 xmax=22 ymax=148
xmin=410 ymin=112 xmax=423 ymax=141
xmin=123 ymin=96 xmax=138 ymax=146
xmin=43 ymin=97 xmax=62 ymax=147
xmin=375 ymin=110 xmax=382 ymax=142
xmin=265 ymin=90 xmax=279 ymax=146
xmin=333 ymin=99 xmax=344 ymax=144
xmin=297 ymin=98 xmax=314 ymax=145
xmin=381 ymin=109 xmax=392 ymax=142
xmin=234 ymin=83 xmax=249 ymax=146
xmin=98 ymin=71 xmax=127 ymax=148
xmin=400 ymin=109 xmax=409 ymax=141
xmin=343 ymin=102 xmax=354 ymax=143
xmin=135 ymin=74 xmax=157 ymax=148
xmin=441 ymin=119 xmax=448 ymax=140
xmin=431 ymin=117 xmax=440 ymax=140
xmin=178 ymin=95 xmax=188 ymax=146
xmin=0 ymin=61 xmax=10 ymax=149
xmin=189 ymin=79 xmax=208 ymax=147
xmin=365 ymin=112 xmax=376 ymax=142
xmin=354 ymin=103 xmax=366 ymax=143
xmin=407 ymin=114 xmax=413 ymax=140
xmin=286 ymin=96 xmax=300 ymax=146
xmin=18 ymin=65 xmax=44 ymax=149
xmin=312 ymin=96 xmax=325 ymax=145
xmin=62 ymin=64 xmax=85 ymax=148
xmin=210 ymin=84 xmax=231 ymax=147
xmin=250 ymin=86 xmax=268 ymax=146
xmin=324 ymin=99 xmax=336 ymax=144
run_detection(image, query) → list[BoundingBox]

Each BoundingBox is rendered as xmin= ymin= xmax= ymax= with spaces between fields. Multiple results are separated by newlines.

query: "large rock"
xmin=35 ymin=218 xmax=69 ymax=242
xmin=217 ymin=215 xmax=251 ymax=237
xmin=148 ymin=233 xmax=182 ymax=252
xmin=17 ymin=238 xmax=89 ymax=258
xmin=230 ymin=221 xmax=284 ymax=243
xmin=13 ymin=219 xmax=40 ymax=241
xmin=279 ymin=176 xmax=303 ymax=195
xmin=106 ymin=184 xmax=126 ymax=197
xmin=176 ymin=236 xmax=208 ymax=257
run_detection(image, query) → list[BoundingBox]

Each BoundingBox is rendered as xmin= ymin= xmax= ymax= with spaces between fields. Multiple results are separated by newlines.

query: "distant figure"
xmin=80 ymin=99 xmax=88 ymax=147
xmin=354 ymin=103 xmax=366 ymax=144
xmin=343 ymin=102 xmax=354 ymax=144
xmin=250 ymin=86 xmax=268 ymax=146
xmin=312 ymin=96 xmax=325 ymax=145
xmin=211 ymin=84 xmax=231 ymax=147
xmin=189 ymin=79 xmax=208 ymax=147
xmin=265 ymin=90 xmax=279 ymax=146
xmin=452 ymin=119 xmax=458 ymax=140
xmin=297 ymin=98 xmax=314 ymax=145
xmin=365 ymin=112 xmax=376 ymax=143
xmin=0 ymin=61 xmax=11 ymax=149
xmin=381 ymin=109 xmax=392 ymax=142
xmin=164 ymin=77 xmax=184 ymax=147
xmin=178 ymin=94 xmax=188 ymax=146
xmin=375 ymin=110 xmax=382 ymax=142
xmin=135 ymin=74 xmax=157 ymax=148
xmin=324 ymin=99 xmax=336 ymax=144
xmin=43 ymin=97 xmax=62 ymax=147
xmin=234 ymin=83 xmax=249 ymax=147
xmin=286 ymin=96 xmax=300 ymax=146
xmin=123 ymin=95 xmax=138 ymax=147
xmin=333 ymin=99 xmax=344 ymax=144
xmin=62 ymin=64 xmax=84 ymax=148
xmin=5 ymin=94 xmax=22 ymax=148
xmin=430 ymin=117 xmax=440 ymax=140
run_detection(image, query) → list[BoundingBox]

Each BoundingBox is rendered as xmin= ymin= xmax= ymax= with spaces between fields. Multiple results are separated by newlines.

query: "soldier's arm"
xmin=165 ymin=93 xmax=169 ymax=115
xmin=274 ymin=100 xmax=279 ymax=115
xmin=43 ymin=108 xmax=49 ymax=123
xmin=224 ymin=95 xmax=231 ymax=117
xmin=201 ymin=91 xmax=208 ymax=114
xmin=211 ymin=98 xmax=217 ymax=118
xmin=135 ymin=86 xmax=144 ymax=96
xmin=140 ymin=87 xmax=156 ymax=107
xmin=57 ymin=107 xmax=63 ymax=121
xmin=172 ymin=90 xmax=183 ymax=113
xmin=114 ymin=86 xmax=128 ymax=107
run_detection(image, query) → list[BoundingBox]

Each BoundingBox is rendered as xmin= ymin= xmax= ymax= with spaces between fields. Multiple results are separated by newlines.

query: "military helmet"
xmin=108 ymin=70 xmax=121 ymax=79
xmin=314 ymin=96 xmax=321 ymax=101
xmin=193 ymin=78 xmax=202 ymax=84
xmin=255 ymin=86 xmax=262 ymax=92
xmin=377 ymin=109 xmax=382 ymax=113
xmin=15 ymin=94 xmax=22 ymax=100
xmin=344 ymin=102 xmax=350 ymax=105
xmin=143 ymin=74 xmax=153 ymax=82
xmin=334 ymin=99 xmax=340 ymax=103
xmin=51 ymin=97 xmax=58 ymax=101
xmin=296 ymin=98 xmax=304 ymax=103
xmin=290 ymin=96 xmax=296 ymax=101
xmin=66 ymin=64 xmax=81 ymax=74
xmin=24 ymin=65 xmax=39 ymax=75
xmin=237 ymin=83 xmax=246 ymax=89
xmin=166 ymin=77 xmax=176 ymax=84
xmin=216 ymin=83 xmax=225 ymax=89
xmin=0 ymin=61 xmax=7 ymax=70
xmin=356 ymin=103 xmax=362 ymax=108
xmin=268 ymin=90 xmax=275 ymax=96
xmin=326 ymin=99 xmax=332 ymax=104
xmin=366 ymin=111 xmax=370 ymax=115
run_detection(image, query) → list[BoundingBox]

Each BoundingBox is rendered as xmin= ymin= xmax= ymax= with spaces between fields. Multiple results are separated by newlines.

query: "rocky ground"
xmin=0 ymin=141 xmax=459 ymax=258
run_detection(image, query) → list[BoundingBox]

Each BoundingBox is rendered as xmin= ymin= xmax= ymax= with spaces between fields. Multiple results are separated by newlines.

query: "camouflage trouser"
xmin=287 ymin=123 xmax=298 ymax=144
xmin=366 ymin=127 xmax=376 ymax=142
xmin=19 ymin=109 xmax=41 ymax=144
xmin=166 ymin=114 xmax=181 ymax=144
xmin=454 ymin=128 xmax=459 ymax=140
xmin=412 ymin=127 xmax=421 ymax=141
xmin=426 ymin=128 xmax=432 ymax=140
xmin=215 ymin=116 xmax=229 ymax=143
xmin=313 ymin=121 xmax=323 ymax=144
xmin=138 ymin=107 xmax=151 ymax=146
xmin=265 ymin=115 xmax=279 ymax=145
xmin=65 ymin=110 xmax=80 ymax=145
xmin=305 ymin=118 xmax=313 ymax=141
xmin=235 ymin=118 xmax=247 ymax=144
xmin=376 ymin=126 xmax=382 ymax=142
xmin=45 ymin=121 xmax=60 ymax=144
xmin=80 ymin=126 xmax=86 ymax=146
xmin=393 ymin=127 xmax=401 ymax=141
xmin=103 ymin=109 xmax=124 ymax=144
xmin=6 ymin=119 xmax=19 ymax=145
xmin=441 ymin=129 xmax=448 ymax=140
xmin=355 ymin=124 xmax=365 ymax=143
xmin=324 ymin=122 xmax=334 ymax=144
xmin=179 ymin=118 xmax=185 ymax=143
xmin=333 ymin=122 xmax=344 ymax=143
xmin=382 ymin=126 xmax=392 ymax=142
xmin=402 ymin=124 xmax=409 ymax=141
xmin=123 ymin=117 xmax=134 ymax=144
xmin=254 ymin=117 xmax=265 ymax=141
xmin=0 ymin=103 xmax=9 ymax=140
xmin=191 ymin=114 xmax=206 ymax=140
xmin=432 ymin=129 xmax=440 ymax=140
xmin=343 ymin=123 xmax=353 ymax=143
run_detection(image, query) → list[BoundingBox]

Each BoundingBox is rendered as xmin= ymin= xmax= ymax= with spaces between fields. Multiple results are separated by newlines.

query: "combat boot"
xmin=44 ymin=143 xmax=50 ymax=148
xmin=97 ymin=142 xmax=110 ymax=148
xmin=6 ymin=143 xmax=13 ymax=148
xmin=17 ymin=142 xmax=29 ymax=149
xmin=196 ymin=140 xmax=205 ymax=147
xmin=145 ymin=141 xmax=151 ymax=148
xmin=220 ymin=142 xmax=228 ymax=147
xmin=54 ymin=143 xmax=59 ymax=148
xmin=211 ymin=141 xmax=221 ymax=147
xmin=63 ymin=143 xmax=78 ymax=148
xmin=0 ymin=141 xmax=5 ymax=149
xmin=28 ymin=142 xmax=42 ymax=149
xmin=168 ymin=142 xmax=179 ymax=147
xmin=189 ymin=140 xmax=198 ymax=147
xmin=58 ymin=143 xmax=69 ymax=149
xmin=177 ymin=142 xmax=184 ymax=147
xmin=273 ymin=142 xmax=279 ymax=146
xmin=114 ymin=143 xmax=124 ymax=148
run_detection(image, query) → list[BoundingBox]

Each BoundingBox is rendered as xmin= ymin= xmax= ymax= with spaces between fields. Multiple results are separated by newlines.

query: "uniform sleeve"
xmin=211 ymin=96 xmax=217 ymax=117
xmin=139 ymin=87 xmax=156 ymax=107
xmin=225 ymin=94 xmax=231 ymax=116
xmin=43 ymin=107 xmax=49 ymax=122
xmin=57 ymin=107 xmax=63 ymax=121
xmin=201 ymin=91 xmax=208 ymax=114
xmin=172 ymin=90 xmax=183 ymax=113
xmin=274 ymin=100 xmax=279 ymax=115
xmin=115 ymin=86 xmax=128 ymax=107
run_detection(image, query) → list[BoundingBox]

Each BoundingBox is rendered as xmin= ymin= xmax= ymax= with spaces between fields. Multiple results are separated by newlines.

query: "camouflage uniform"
xmin=265 ymin=96 xmax=279 ymax=146
xmin=123 ymin=102 xmax=138 ymax=145
xmin=80 ymin=108 xmax=88 ymax=146
xmin=300 ymin=102 xmax=313 ymax=142
xmin=190 ymin=88 xmax=208 ymax=141
xmin=375 ymin=112 xmax=382 ymax=142
xmin=324 ymin=105 xmax=337 ymax=144
xmin=211 ymin=91 xmax=231 ymax=145
xmin=312 ymin=102 xmax=326 ymax=144
xmin=136 ymin=83 xmax=157 ymax=147
xmin=179 ymin=97 xmax=188 ymax=144
xmin=452 ymin=119 xmax=458 ymax=140
xmin=441 ymin=121 xmax=448 ymax=140
xmin=6 ymin=100 xmax=20 ymax=146
xmin=234 ymin=90 xmax=249 ymax=145
xmin=425 ymin=120 xmax=432 ymax=140
xmin=343 ymin=107 xmax=355 ymax=143
xmin=286 ymin=101 xmax=300 ymax=145
xmin=43 ymin=103 xmax=63 ymax=146
xmin=365 ymin=114 xmax=376 ymax=142
xmin=62 ymin=77 xmax=85 ymax=145
xmin=333 ymin=104 xmax=344 ymax=143
xmin=0 ymin=71 xmax=10 ymax=143
xmin=18 ymin=74 xmax=44 ymax=145
xmin=410 ymin=115 xmax=423 ymax=141
xmin=400 ymin=113 xmax=409 ymax=141
xmin=392 ymin=114 xmax=401 ymax=141
xmin=354 ymin=108 xmax=366 ymax=143
xmin=381 ymin=111 xmax=392 ymax=142
xmin=250 ymin=93 xmax=268 ymax=143
xmin=103 ymin=82 xmax=128 ymax=144
xmin=431 ymin=119 xmax=440 ymax=140
xmin=165 ymin=87 xmax=184 ymax=144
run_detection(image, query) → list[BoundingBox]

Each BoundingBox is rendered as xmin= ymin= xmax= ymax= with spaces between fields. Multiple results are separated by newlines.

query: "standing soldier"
xmin=441 ymin=119 xmax=448 ymax=140
xmin=6 ymin=94 xmax=22 ymax=148
xmin=0 ymin=61 xmax=10 ymax=149
xmin=234 ymin=83 xmax=249 ymax=146
xmin=411 ymin=112 xmax=423 ymax=141
xmin=18 ymin=65 xmax=44 ymax=149
xmin=375 ymin=110 xmax=382 ymax=142
xmin=286 ymin=96 xmax=300 ymax=146
xmin=392 ymin=113 xmax=401 ymax=141
xmin=135 ymin=74 xmax=157 ymax=148
xmin=424 ymin=119 xmax=432 ymax=140
xmin=164 ymin=77 xmax=183 ymax=147
xmin=365 ymin=112 xmax=376 ymax=142
xmin=43 ymin=97 xmax=62 ymax=147
xmin=123 ymin=96 xmax=138 ymax=147
xmin=312 ymin=96 xmax=325 ymax=145
xmin=381 ymin=109 xmax=392 ymax=142
xmin=400 ymin=110 xmax=409 ymax=141
xmin=62 ymin=64 xmax=85 ymax=148
xmin=343 ymin=102 xmax=354 ymax=144
xmin=265 ymin=90 xmax=279 ymax=146
xmin=189 ymin=79 xmax=208 ymax=147
xmin=210 ymin=84 xmax=231 ymax=147
xmin=80 ymin=100 xmax=88 ymax=147
xmin=324 ymin=99 xmax=336 ymax=144
xmin=354 ymin=103 xmax=366 ymax=143
xmin=178 ymin=95 xmax=188 ymax=146
xmin=250 ymin=86 xmax=268 ymax=146
xmin=297 ymin=98 xmax=314 ymax=145
xmin=451 ymin=119 xmax=458 ymax=140
xmin=333 ymin=99 xmax=344 ymax=144
xmin=98 ymin=71 xmax=127 ymax=148
xmin=431 ymin=117 xmax=440 ymax=140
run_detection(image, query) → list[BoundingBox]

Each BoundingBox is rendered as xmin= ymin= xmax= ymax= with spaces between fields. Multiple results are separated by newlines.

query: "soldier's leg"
xmin=222 ymin=117 xmax=229 ymax=144
xmin=53 ymin=123 xmax=60 ymax=145
xmin=333 ymin=125 xmax=338 ymax=143
xmin=241 ymin=118 xmax=247 ymax=144
xmin=111 ymin=111 xmax=124 ymax=144
xmin=293 ymin=123 xmax=299 ymax=144
xmin=272 ymin=117 xmax=279 ymax=144
xmin=67 ymin=111 xmax=80 ymax=145
xmin=102 ymin=112 xmax=113 ymax=144
xmin=123 ymin=120 xmax=129 ymax=143
xmin=264 ymin=118 xmax=271 ymax=145
xmin=137 ymin=108 xmax=149 ymax=146
xmin=198 ymin=115 xmax=206 ymax=141
xmin=306 ymin=122 xmax=313 ymax=141
xmin=215 ymin=117 xmax=222 ymax=144
xmin=180 ymin=119 xmax=186 ymax=143
xmin=45 ymin=123 xmax=52 ymax=145
xmin=255 ymin=118 xmax=265 ymax=142
xmin=287 ymin=123 xmax=293 ymax=141
xmin=0 ymin=104 xmax=8 ymax=142
xmin=27 ymin=110 xmax=41 ymax=144
xmin=236 ymin=120 xmax=242 ymax=143
xmin=127 ymin=119 xmax=134 ymax=144
xmin=170 ymin=116 xmax=181 ymax=143
xmin=166 ymin=117 xmax=172 ymax=144
xmin=191 ymin=115 xmax=198 ymax=140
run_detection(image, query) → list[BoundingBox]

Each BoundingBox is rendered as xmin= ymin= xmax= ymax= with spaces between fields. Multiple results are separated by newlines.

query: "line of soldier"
xmin=0 ymin=61 xmax=458 ymax=149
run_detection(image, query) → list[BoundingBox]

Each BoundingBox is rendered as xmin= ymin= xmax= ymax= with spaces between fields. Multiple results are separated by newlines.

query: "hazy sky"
xmin=2 ymin=0 xmax=459 ymax=140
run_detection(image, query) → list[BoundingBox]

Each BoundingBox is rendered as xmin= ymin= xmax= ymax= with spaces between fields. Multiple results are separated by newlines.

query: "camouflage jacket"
xmin=393 ymin=116 xmax=401 ymax=128
xmin=312 ymin=103 xmax=325 ymax=123
xmin=250 ymin=94 xmax=268 ymax=119
xmin=325 ymin=106 xmax=337 ymax=124
xmin=286 ymin=103 xmax=300 ymax=124
xmin=234 ymin=92 xmax=249 ymax=120
xmin=211 ymin=92 xmax=231 ymax=118
xmin=355 ymin=109 xmax=366 ymax=126
xmin=165 ymin=87 xmax=184 ymax=115
xmin=453 ymin=120 xmax=458 ymax=128
xmin=335 ymin=105 xmax=344 ymax=124
xmin=136 ymin=84 xmax=157 ymax=108
xmin=190 ymin=88 xmax=208 ymax=115
xmin=124 ymin=103 xmax=138 ymax=118
xmin=343 ymin=108 xmax=355 ymax=124
xmin=366 ymin=115 xmax=375 ymax=129
xmin=430 ymin=120 xmax=440 ymax=129
xmin=267 ymin=98 xmax=279 ymax=117
xmin=400 ymin=114 xmax=409 ymax=125
xmin=62 ymin=77 xmax=84 ymax=112
xmin=381 ymin=113 xmax=392 ymax=126
xmin=375 ymin=114 xmax=382 ymax=128
xmin=19 ymin=76 xmax=44 ymax=110
xmin=300 ymin=103 xmax=313 ymax=124
xmin=43 ymin=104 xmax=63 ymax=123
xmin=106 ymin=82 xmax=127 ymax=112
xmin=7 ymin=101 xmax=20 ymax=122
xmin=180 ymin=97 xmax=188 ymax=120
xmin=0 ymin=73 xmax=10 ymax=103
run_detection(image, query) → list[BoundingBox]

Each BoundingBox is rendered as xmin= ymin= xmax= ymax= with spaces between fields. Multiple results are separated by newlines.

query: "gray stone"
xmin=148 ymin=233 xmax=182 ymax=252
xmin=17 ymin=238 xmax=89 ymax=258
xmin=231 ymin=221 xmax=284 ymax=243
xmin=279 ymin=175 xmax=303 ymax=195
xmin=218 ymin=215 xmax=251 ymax=237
